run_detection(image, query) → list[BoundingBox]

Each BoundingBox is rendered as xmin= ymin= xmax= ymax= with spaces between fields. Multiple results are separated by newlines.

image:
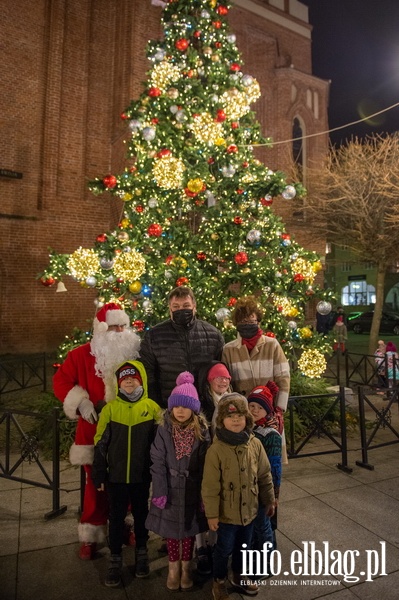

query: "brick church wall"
xmin=0 ymin=0 xmax=327 ymax=354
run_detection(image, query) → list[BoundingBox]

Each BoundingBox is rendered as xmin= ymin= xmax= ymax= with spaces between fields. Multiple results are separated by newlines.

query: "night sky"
xmin=300 ymin=0 xmax=399 ymax=144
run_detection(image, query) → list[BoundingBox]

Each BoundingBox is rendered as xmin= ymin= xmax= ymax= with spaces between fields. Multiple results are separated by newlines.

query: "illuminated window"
xmin=341 ymin=282 xmax=375 ymax=306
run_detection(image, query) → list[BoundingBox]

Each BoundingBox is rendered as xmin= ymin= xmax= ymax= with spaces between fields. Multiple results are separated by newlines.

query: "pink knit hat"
xmin=168 ymin=372 xmax=201 ymax=414
xmin=207 ymin=363 xmax=231 ymax=383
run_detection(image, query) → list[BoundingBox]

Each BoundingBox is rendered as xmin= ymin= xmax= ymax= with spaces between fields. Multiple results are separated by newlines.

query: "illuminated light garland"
xmin=152 ymin=155 xmax=186 ymax=189
xmin=298 ymin=349 xmax=327 ymax=378
xmin=291 ymin=258 xmax=316 ymax=283
xmin=221 ymin=80 xmax=261 ymax=120
xmin=272 ymin=295 xmax=300 ymax=318
xmin=150 ymin=61 xmax=180 ymax=92
xmin=190 ymin=113 xmax=224 ymax=145
xmin=113 ymin=250 xmax=146 ymax=281
xmin=67 ymin=248 xmax=100 ymax=280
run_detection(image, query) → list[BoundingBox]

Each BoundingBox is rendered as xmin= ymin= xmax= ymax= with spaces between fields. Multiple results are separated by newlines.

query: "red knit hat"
xmin=247 ymin=385 xmax=274 ymax=414
xmin=93 ymin=302 xmax=130 ymax=333
xmin=207 ymin=363 xmax=231 ymax=383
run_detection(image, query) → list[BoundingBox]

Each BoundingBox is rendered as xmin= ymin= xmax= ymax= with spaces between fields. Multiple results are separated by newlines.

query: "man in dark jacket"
xmin=139 ymin=287 xmax=225 ymax=408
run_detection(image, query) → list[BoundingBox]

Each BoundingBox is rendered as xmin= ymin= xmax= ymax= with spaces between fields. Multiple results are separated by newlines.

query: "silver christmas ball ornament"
xmin=215 ymin=307 xmax=231 ymax=322
xmin=316 ymin=301 xmax=332 ymax=316
xmin=282 ymin=185 xmax=296 ymax=200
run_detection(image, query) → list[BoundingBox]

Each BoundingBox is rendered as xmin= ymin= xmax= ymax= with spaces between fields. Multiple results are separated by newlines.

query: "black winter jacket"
xmin=139 ymin=318 xmax=224 ymax=408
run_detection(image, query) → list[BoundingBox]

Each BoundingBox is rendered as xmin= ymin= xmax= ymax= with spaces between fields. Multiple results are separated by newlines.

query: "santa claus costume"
xmin=53 ymin=303 xmax=141 ymax=559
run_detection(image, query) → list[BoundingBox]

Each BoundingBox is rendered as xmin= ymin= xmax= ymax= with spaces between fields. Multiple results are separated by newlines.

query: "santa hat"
xmin=116 ymin=362 xmax=142 ymax=387
xmin=93 ymin=303 xmax=130 ymax=333
xmin=168 ymin=372 xmax=201 ymax=414
xmin=247 ymin=385 xmax=274 ymax=414
xmin=207 ymin=363 xmax=231 ymax=383
xmin=215 ymin=393 xmax=254 ymax=430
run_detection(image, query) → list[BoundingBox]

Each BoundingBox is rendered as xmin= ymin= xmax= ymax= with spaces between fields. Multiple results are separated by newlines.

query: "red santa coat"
xmin=53 ymin=342 xmax=106 ymax=466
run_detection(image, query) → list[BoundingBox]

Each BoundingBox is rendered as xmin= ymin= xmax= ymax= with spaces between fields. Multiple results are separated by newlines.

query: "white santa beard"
xmin=90 ymin=329 xmax=140 ymax=385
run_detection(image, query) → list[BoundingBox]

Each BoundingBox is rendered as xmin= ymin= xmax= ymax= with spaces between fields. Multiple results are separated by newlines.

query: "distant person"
xmin=146 ymin=372 xmax=210 ymax=591
xmin=53 ymin=303 xmax=140 ymax=560
xmin=92 ymin=361 xmax=160 ymax=586
xmin=374 ymin=340 xmax=387 ymax=392
xmin=332 ymin=315 xmax=347 ymax=353
xmin=331 ymin=306 xmax=348 ymax=327
xmin=139 ymin=287 xmax=224 ymax=408
xmin=385 ymin=341 xmax=399 ymax=388
xmin=316 ymin=311 xmax=331 ymax=334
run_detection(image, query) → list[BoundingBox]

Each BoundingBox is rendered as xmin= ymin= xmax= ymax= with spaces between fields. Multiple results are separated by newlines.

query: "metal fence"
xmin=0 ymin=353 xmax=52 ymax=396
xmin=0 ymin=406 xmax=67 ymax=519
xmin=324 ymin=352 xmax=398 ymax=389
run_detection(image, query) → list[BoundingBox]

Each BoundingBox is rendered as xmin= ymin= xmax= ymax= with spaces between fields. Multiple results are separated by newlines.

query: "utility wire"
xmin=252 ymin=100 xmax=399 ymax=147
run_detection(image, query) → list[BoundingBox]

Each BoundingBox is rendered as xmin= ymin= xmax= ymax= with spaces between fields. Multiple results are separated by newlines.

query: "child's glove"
xmin=152 ymin=495 xmax=167 ymax=509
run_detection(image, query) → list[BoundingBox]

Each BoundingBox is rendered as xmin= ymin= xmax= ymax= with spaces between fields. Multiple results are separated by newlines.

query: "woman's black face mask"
xmin=236 ymin=323 xmax=259 ymax=339
xmin=172 ymin=308 xmax=194 ymax=327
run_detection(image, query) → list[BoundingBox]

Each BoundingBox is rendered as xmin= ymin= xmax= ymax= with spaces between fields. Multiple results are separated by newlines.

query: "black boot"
xmin=135 ymin=546 xmax=150 ymax=578
xmin=105 ymin=554 xmax=122 ymax=587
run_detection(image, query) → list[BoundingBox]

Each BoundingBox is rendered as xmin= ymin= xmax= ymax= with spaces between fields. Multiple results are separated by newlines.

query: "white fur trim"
xmin=63 ymin=386 xmax=89 ymax=420
xmin=104 ymin=376 xmax=116 ymax=402
xmin=105 ymin=309 xmax=130 ymax=327
xmin=69 ymin=443 xmax=94 ymax=466
xmin=78 ymin=522 xmax=107 ymax=544
xmin=93 ymin=320 xmax=108 ymax=333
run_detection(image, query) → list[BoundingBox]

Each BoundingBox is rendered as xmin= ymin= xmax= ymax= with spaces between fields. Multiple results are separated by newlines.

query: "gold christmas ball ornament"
xmin=122 ymin=192 xmax=133 ymax=202
xmin=129 ymin=281 xmax=142 ymax=294
xmin=167 ymin=87 xmax=179 ymax=99
xmin=203 ymin=46 xmax=213 ymax=56
xmin=117 ymin=231 xmax=130 ymax=242
xmin=187 ymin=178 xmax=204 ymax=193
xmin=211 ymin=233 xmax=220 ymax=240
xmin=120 ymin=218 xmax=130 ymax=229
xmin=135 ymin=189 xmax=142 ymax=196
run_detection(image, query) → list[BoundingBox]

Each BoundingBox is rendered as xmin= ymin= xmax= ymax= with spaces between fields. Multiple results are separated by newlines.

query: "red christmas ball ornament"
xmin=236 ymin=189 xmax=244 ymax=195
xmin=151 ymin=118 xmax=159 ymax=124
xmin=195 ymin=199 xmax=204 ymax=206
xmin=227 ymin=144 xmax=238 ymax=154
xmin=293 ymin=273 xmax=305 ymax=282
xmin=52 ymin=363 xmax=62 ymax=370
xmin=175 ymin=38 xmax=189 ymax=51
xmin=212 ymin=20 xmax=222 ymax=29
xmin=230 ymin=62 xmax=241 ymax=72
xmin=196 ymin=251 xmax=207 ymax=261
xmin=281 ymin=233 xmax=290 ymax=240
xmin=148 ymin=86 xmax=162 ymax=97
xmin=96 ymin=233 xmax=107 ymax=243
xmin=157 ymin=148 xmax=172 ymax=158
xmin=147 ymin=223 xmax=163 ymax=237
xmin=129 ymin=166 xmax=137 ymax=173
xmin=216 ymin=5 xmax=229 ymax=15
xmin=233 ymin=216 xmax=243 ymax=225
xmin=227 ymin=297 xmax=237 ymax=307
xmin=215 ymin=41 xmax=222 ymax=49
xmin=184 ymin=188 xmax=198 ymax=197
xmin=194 ymin=30 xmax=201 ymax=39
xmin=40 ymin=276 xmax=55 ymax=287
xmin=103 ymin=174 xmax=117 ymax=189
xmin=207 ymin=157 xmax=215 ymax=164
xmin=265 ymin=331 xmax=276 ymax=338
xmin=216 ymin=109 xmax=226 ymax=122
xmin=133 ymin=320 xmax=145 ymax=332
xmin=231 ymin=121 xmax=239 ymax=129
xmin=165 ymin=254 xmax=174 ymax=265
xmin=176 ymin=276 xmax=189 ymax=287
xmin=135 ymin=205 xmax=144 ymax=213
xmin=120 ymin=112 xmax=128 ymax=120
xmin=234 ymin=251 xmax=248 ymax=265
xmin=260 ymin=196 xmax=273 ymax=207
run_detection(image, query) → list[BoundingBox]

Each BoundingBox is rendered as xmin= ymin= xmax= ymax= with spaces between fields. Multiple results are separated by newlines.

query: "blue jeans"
xmin=212 ymin=521 xmax=254 ymax=580
xmin=251 ymin=505 xmax=276 ymax=574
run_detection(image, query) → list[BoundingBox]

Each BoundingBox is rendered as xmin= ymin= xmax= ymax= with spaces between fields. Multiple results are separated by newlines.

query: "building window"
xmin=341 ymin=262 xmax=352 ymax=272
xmin=341 ymin=281 xmax=375 ymax=306
xmin=363 ymin=261 xmax=373 ymax=270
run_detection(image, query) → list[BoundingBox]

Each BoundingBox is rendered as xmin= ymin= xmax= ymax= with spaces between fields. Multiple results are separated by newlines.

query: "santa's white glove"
xmin=78 ymin=398 xmax=98 ymax=424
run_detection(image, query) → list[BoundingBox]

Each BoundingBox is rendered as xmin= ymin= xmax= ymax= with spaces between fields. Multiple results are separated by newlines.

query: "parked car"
xmin=347 ymin=310 xmax=399 ymax=335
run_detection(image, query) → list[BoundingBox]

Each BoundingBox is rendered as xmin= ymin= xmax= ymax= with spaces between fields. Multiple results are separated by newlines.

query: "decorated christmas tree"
xmin=40 ymin=0 xmax=333 ymax=377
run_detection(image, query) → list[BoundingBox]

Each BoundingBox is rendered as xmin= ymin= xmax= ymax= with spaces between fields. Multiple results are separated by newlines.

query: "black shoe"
xmin=197 ymin=546 xmax=212 ymax=576
xmin=105 ymin=554 xmax=122 ymax=587
xmin=135 ymin=546 xmax=150 ymax=578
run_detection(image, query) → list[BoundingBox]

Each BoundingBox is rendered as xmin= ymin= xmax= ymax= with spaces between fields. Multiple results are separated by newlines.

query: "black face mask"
xmin=237 ymin=323 xmax=259 ymax=339
xmin=172 ymin=308 xmax=194 ymax=328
